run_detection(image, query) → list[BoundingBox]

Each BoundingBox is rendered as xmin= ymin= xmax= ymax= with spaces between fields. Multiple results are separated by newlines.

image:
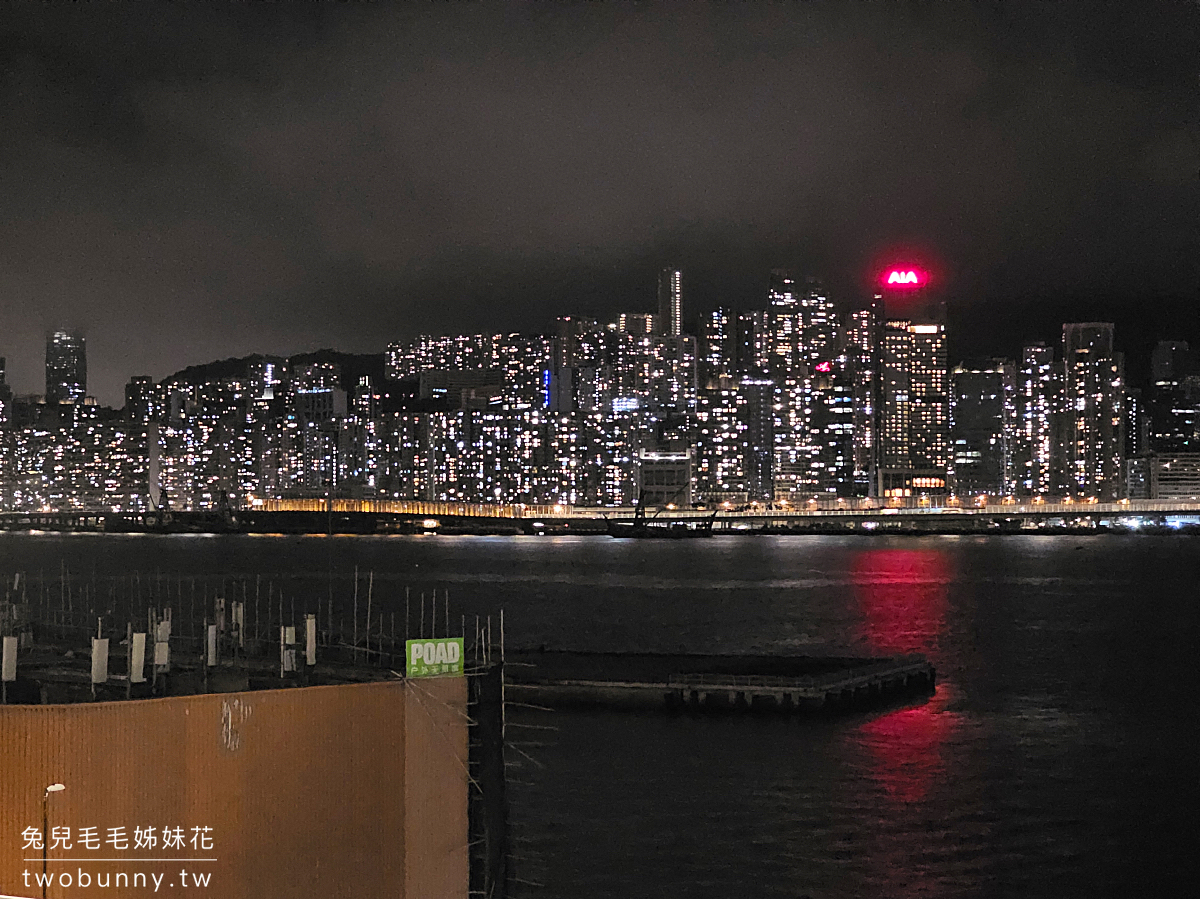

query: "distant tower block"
xmin=46 ymin=330 xmax=87 ymax=402
xmin=658 ymin=268 xmax=682 ymax=337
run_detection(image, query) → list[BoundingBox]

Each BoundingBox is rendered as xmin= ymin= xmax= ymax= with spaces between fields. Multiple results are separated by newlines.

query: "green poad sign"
xmin=406 ymin=637 xmax=465 ymax=678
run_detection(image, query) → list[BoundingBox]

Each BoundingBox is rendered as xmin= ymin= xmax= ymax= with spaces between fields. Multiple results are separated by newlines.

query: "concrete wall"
xmin=0 ymin=678 xmax=467 ymax=899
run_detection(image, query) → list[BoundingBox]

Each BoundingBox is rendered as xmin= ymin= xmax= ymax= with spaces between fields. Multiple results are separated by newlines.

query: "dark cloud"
xmin=1 ymin=2 xmax=1196 ymax=402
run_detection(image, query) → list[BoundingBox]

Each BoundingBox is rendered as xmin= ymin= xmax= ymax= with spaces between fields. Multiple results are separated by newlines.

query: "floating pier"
xmin=505 ymin=650 xmax=936 ymax=715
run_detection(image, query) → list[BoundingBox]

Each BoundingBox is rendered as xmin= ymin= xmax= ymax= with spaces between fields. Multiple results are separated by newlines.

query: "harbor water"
xmin=1 ymin=533 xmax=1197 ymax=897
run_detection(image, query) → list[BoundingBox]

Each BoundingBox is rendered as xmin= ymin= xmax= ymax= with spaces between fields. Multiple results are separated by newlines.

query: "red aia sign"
xmin=885 ymin=269 xmax=923 ymax=286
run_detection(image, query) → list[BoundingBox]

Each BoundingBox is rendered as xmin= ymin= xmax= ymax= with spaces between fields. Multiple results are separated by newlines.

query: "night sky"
xmin=2 ymin=2 xmax=1196 ymax=404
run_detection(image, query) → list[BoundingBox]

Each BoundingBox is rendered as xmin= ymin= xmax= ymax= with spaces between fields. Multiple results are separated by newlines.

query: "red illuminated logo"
xmin=886 ymin=270 xmax=922 ymax=286
xmin=814 ymin=361 xmax=832 ymax=373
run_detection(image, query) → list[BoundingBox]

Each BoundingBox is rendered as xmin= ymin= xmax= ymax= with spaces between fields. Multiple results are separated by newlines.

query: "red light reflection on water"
xmin=858 ymin=683 xmax=958 ymax=804
xmin=850 ymin=549 xmax=949 ymax=655
xmin=850 ymin=549 xmax=956 ymax=805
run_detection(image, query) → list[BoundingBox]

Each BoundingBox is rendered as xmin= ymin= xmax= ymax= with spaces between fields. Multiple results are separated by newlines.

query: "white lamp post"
xmin=42 ymin=784 xmax=64 ymax=899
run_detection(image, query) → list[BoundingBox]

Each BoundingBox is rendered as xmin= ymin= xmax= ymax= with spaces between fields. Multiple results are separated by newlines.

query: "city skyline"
xmin=5 ymin=258 xmax=1200 ymax=514
xmin=3 ymin=262 xmax=1196 ymax=407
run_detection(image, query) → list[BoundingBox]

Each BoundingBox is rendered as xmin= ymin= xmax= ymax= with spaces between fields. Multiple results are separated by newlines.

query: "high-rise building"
xmin=1151 ymin=340 xmax=1190 ymax=386
xmin=619 ymin=333 xmax=698 ymax=414
xmin=46 ymin=330 xmax=86 ymax=402
xmin=1125 ymin=386 xmax=1150 ymax=458
xmin=125 ymin=376 xmax=160 ymax=425
xmin=1013 ymin=343 xmax=1056 ymax=495
xmin=555 ymin=317 xmax=601 ymax=369
xmin=700 ymin=308 xmax=735 ymax=384
xmin=1061 ymin=323 xmax=1124 ymax=499
xmin=908 ymin=321 xmax=950 ymax=473
xmin=768 ymin=271 xmax=840 ymax=498
xmin=876 ymin=270 xmax=949 ymax=496
xmin=814 ymin=356 xmax=855 ymax=495
xmin=768 ymin=270 xmax=802 ymax=377
xmin=735 ymin=310 xmax=770 ymax=374
xmin=617 ymin=312 xmax=658 ymax=335
xmin=879 ymin=318 xmax=951 ymax=495
xmin=1148 ymin=339 xmax=1197 ymax=453
xmin=950 ymin=360 xmax=1012 ymax=497
xmin=1147 ymin=386 xmax=1200 ymax=452
xmin=739 ymin=375 xmax=775 ymax=503
xmin=694 ymin=385 xmax=745 ymax=504
xmin=658 ymin=269 xmax=683 ymax=338
xmin=844 ymin=303 xmax=881 ymax=494
xmin=880 ymin=318 xmax=912 ymax=477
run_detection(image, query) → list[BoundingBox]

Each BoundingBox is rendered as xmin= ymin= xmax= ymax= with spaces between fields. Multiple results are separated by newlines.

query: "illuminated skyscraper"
xmin=880 ymin=318 xmax=912 ymax=477
xmin=876 ymin=268 xmax=949 ymax=495
xmin=908 ymin=320 xmax=950 ymax=471
xmin=814 ymin=357 xmax=855 ymax=495
xmin=700 ymin=308 xmax=735 ymax=384
xmin=1061 ymin=322 xmax=1124 ymax=499
xmin=768 ymin=271 xmax=840 ymax=497
xmin=1013 ymin=342 xmax=1055 ymax=495
xmin=657 ymin=268 xmax=682 ymax=337
xmin=768 ymin=270 xmax=801 ymax=377
xmin=694 ymin=385 xmax=744 ymax=503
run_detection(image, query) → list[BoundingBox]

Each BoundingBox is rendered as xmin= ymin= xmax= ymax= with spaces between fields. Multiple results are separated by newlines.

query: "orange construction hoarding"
xmin=0 ymin=678 xmax=467 ymax=899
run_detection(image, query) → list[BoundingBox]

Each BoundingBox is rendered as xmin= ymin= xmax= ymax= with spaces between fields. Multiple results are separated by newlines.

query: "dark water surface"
xmin=2 ymin=533 xmax=1198 ymax=897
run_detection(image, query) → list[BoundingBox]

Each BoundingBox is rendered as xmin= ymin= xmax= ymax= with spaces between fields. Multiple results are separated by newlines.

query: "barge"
xmin=505 ymin=650 xmax=936 ymax=715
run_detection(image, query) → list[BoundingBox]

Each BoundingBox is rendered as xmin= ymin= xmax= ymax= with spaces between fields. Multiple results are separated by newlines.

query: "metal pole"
xmin=42 ymin=790 xmax=48 ymax=899
xmin=500 ymin=608 xmax=506 ymax=741
xmin=365 ymin=572 xmax=373 ymax=661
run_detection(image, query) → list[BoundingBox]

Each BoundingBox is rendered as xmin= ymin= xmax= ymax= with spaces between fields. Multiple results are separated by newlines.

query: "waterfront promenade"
xmin=4 ymin=497 xmax=1200 ymax=535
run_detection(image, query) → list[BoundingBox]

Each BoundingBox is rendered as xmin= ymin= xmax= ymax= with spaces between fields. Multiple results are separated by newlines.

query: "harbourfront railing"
xmin=257 ymin=497 xmax=1200 ymax=519
xmin=5 ymin=497 xmax=1200 ymax=524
